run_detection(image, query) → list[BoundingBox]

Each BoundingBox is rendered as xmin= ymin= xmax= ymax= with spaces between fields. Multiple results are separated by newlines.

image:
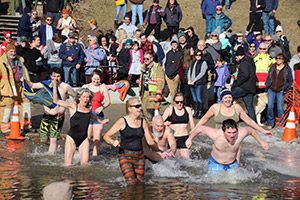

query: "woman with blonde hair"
xmin=87 ymin=18 xmax=103 ymax=39
xmin=104 ymin=97 xmax=154 ymax=185
xmin=52 ymin=82 xmax=108 ymax=166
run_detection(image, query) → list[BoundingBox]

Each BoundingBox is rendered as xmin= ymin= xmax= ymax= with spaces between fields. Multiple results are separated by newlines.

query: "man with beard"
xmin=143 ymin=115 xmax=176 ymax=162
xmin=0 ymin=44 xmax=31 ymax=133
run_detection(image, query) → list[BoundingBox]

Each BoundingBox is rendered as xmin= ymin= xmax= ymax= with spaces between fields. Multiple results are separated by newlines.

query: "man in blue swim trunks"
xmin=185 ymin=119 xmax=269 ymax=172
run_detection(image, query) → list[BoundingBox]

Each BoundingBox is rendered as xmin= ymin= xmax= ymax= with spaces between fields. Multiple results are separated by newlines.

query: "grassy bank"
xmin=73 ymin=0 xmax=300 ymax=53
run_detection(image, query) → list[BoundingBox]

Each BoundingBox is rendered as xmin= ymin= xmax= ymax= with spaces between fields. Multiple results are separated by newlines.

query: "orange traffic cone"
xmin=282 ymin=106 xmax=298 ymax=142
xmin=6 ymin=101 xmax=25 ymax=140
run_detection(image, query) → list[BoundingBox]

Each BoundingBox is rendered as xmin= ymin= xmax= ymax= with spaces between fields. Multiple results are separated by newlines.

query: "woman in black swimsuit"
xmin=103 ymin=97 xmax=154 ymax=185
xmin=52 ymin=81 xmax=108 ymax=166
xmin=162 ymin=92 xmax=195 ymax=158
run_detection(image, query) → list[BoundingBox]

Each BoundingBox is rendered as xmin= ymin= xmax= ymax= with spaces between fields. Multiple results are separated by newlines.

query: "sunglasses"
xmin=46 ymin=19 xmax=52 ymax=21
xmin=250 ymin=45 xmax=256 ymax=48
xmin=212 ymin=34 xmax=218 ymax=37
xmin=175 ymin=101 xmax=183 ymax=104
xmin=32 ymin=13 xmax=37 ymax=15
xmin=130 ymin=104 xmax=142 ymax=109
xmin=276 ymin=57 xmax=284 ymax=60
xmin=259 ymin=48 xmax=267 ymax=50
xmin=144 ymin=58 xmax=151 ymax=61
xmin=216 ymin=8 xmax=222 ymax=11
xmin=265 ymin=39 xmax=272 ymax=42
xmin=195 ymin=54 xmax=202 ymax=56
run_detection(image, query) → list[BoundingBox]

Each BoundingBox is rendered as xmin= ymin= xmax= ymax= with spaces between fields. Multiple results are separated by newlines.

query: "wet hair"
xmin=125 ymin=97 xmax=140 ymax=114
xmin=75 ymin=88 xmax=93 ymax=107
xmin=173 ymin=92 xmax=184 ymax=102
xmin=222 ymin=119 xmax=238 ymax=132
xmin=50 ymin=67 xmax=63 ymax=76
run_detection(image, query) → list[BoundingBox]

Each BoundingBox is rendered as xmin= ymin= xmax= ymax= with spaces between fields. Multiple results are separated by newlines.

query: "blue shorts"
xmin=208 ymin=156 xmax=238 ymax=172
xmin=90 ymin=111 xmax=104 ymax=125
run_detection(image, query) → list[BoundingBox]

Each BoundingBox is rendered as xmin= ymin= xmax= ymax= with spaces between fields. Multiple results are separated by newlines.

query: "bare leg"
xmin=64 ymin=135 xmax=76 ymax=166
xmin=91 ymin=124 xmax=103 ymax=157
xmin=78 ymin=138 xmax=90 ymax=166
xmin=48 ymin=137 xmax=57 ymax=154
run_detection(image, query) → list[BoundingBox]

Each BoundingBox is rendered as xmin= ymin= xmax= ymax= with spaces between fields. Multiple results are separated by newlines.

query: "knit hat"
xmin=220 ymin=88 xmax=232 ymax=100
xmin=124 ymin=39 xmax=133 ymax=45
xmin=275 ymin=25 xmax=283 ymax=32
xmin=5 ymin=44 xmax=16 ymax=53
xmin=216 ymin=5 xmax=222 ymax=10
xmin=4 ymin=31 xmax=12 ymax=38
xmin=235 ymin=46 xmax=245 ymax=56
xmin=177 ymin=31 xmax=186 ymax=39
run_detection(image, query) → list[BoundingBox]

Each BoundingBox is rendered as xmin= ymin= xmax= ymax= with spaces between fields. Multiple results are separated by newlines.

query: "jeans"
xmin=115 ymin=3 xmax=127 ymax=21
xmin=190 ymin=84 xmax=206 ymax=103
xmin=262 ymin=12 xmax=275 ymax=36
xmin=219 ymin=0 xmax=231 ymax=9
xmin=205 ymin=15 xmax=213 ymax=35
xmin=131 ymin=4 xmax=143 ymax=26
xmin=63 ymin=65 xmax=78 ymax=87
xmin=231 ymin=87 xmax=256 ymax=122
xmin=267 ymin=89 xmax=284 ymax=127
xmin=214 ymin=86 xmax=223 ymax=103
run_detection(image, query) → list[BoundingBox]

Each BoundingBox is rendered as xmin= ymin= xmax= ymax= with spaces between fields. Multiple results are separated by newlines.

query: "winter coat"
xmin=265 ymin=64 xmax=293 ymax=92
xmin=214 ymin=64 xmax=230 ymax=87
xmin=264 ymin=0 xmax=278 ymax=12
xmin=17 ymin=14 xmax=32 ymax=38
xmin=164 ymin=4 xmax=183 ymax=26
xmin=201 ymin=0 xmax=219 ymax=16
xmin=59 ymin=42 xmax=85 ymax=66
xmin=232 ymin=56 xmax=257 ymax=94
xmin=207 ymin=12 xmax=232 ymax=34
xmin=84 ymin=45 xmax=106 ymax=67
xmin=188 ymin=60 xmax=208 ymax=85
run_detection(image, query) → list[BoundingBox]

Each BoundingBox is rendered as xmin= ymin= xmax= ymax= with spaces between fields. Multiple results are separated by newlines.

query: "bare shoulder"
xmin=233 ymin=103 xmax=243 ymax=112
xmin=185 ymin=106 xmax=192 ymax=113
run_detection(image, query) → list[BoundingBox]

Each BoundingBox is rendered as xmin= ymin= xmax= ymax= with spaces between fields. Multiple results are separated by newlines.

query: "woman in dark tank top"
xmin=104 ymin=97 xmax=155 ymax=185
xmin=53 ymin=82 xmax=108 ymax=166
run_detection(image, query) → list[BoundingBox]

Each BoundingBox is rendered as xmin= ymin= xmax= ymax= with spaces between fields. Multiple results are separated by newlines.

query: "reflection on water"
xmin=1 ymin=130 xmax=300 ymax=199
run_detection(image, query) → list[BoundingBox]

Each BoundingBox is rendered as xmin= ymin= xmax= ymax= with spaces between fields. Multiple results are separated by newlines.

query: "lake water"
xmin=1 ymin=127 xmax=300 ymax=199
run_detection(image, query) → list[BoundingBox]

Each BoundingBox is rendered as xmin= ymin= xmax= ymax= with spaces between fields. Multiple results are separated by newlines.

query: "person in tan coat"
xmin=0 ymin=44 xmax=31 ymax=133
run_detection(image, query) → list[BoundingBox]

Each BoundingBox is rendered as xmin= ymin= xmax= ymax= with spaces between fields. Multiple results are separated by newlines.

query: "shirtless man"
xmin=143 ymin=115 xmax=176 ymax=162
xmin=185 ymin=119 xmax=269 ymax=172
xmin=25 ymin=67 xmax=76 ymax=154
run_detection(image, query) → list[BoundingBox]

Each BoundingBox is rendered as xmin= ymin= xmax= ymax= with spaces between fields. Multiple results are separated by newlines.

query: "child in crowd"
xmin=128 ymin=41 xmax=144 ymax=86
xmin=214 ymin=58 xmax=230 ymax=102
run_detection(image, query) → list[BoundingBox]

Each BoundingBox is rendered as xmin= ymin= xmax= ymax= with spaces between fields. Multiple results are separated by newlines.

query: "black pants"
xmin=246 ymin=11 xmax=263 ymax=32
xmin=144 ymin=24 xmax=161 ymax=40
xmin=167 ymin=25 xmax=179 ymax=39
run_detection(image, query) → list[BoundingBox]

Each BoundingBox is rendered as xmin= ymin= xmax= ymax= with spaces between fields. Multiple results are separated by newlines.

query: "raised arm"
xmin=103 ymin=118 xmax=124 ymax=147
xmin=143 ymin=120 xmax=155 ymax=146
xmin=66 ymin=84 xmax=77 ymax=98
xmin=186 ymin=107 xmax=195 ymax=130
xmin=186 ymin=125 xmax=219 ymax=149
xmin=22 ymin=78 xmax=43 ymax=89
xmin=246 ymin=127 xmax=269 ymax=150
xmin=52 ymin=80 xmax=74 ymax=109
xmin=237 ymin=104 xmax=273 ymax=135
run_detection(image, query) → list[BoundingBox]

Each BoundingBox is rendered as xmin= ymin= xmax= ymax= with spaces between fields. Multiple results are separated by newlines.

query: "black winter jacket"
xmin=232 ymin=56 xmax=257 ymax=94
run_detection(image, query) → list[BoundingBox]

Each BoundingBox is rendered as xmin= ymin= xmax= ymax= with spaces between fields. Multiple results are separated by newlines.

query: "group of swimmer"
xmin=25 ymin=68 xmax=271 ymax=185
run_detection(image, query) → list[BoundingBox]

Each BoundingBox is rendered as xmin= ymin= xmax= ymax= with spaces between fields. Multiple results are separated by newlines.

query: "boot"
xmin=114 ymin=20 xmax=119 ymax=29
xmin=193 ymin=103 xmax=199 ymax=118
xmin=196 ymin=103 xmax=203 ymax=119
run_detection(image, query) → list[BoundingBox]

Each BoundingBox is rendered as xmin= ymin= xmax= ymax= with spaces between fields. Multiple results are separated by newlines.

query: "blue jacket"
xmin=246 ymin=32 xmax=264 ymax=50
xmin=265 ymin=64 xmax=293 ymax=92
xmin=84 ymin=45 xmax=106 ymax=67
xmin=153 ymin=41 xmax=165 ymax=65
xmin=208 ymin=12 xmax=232 ymax=33
xmin=264 ymin=0 xmax=278 ymax=12
xmin=39 ymin=24 xmax=57 ymax=46
xmin=59 ymin=42 xmax=85 ymax=66
xmin=17 ymin=14 xmax=32 ymax=37
xmin=215 ymin=64 xmax=230 ymax=87
xmin=201 ymin=0 xmax=219 ymax=16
